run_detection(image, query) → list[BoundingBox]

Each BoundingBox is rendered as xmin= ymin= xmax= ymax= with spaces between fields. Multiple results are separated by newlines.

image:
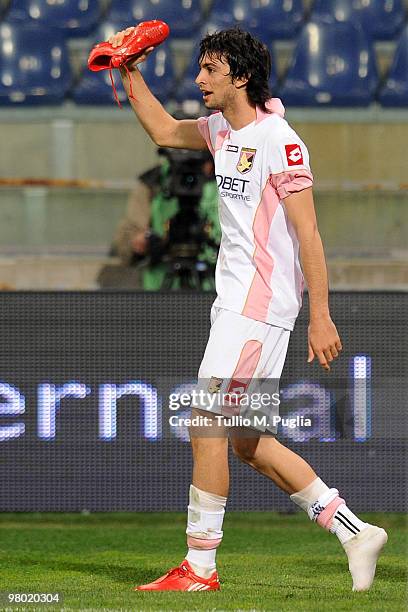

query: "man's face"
xmin=195 ymin=53 xmax=238 ymax=110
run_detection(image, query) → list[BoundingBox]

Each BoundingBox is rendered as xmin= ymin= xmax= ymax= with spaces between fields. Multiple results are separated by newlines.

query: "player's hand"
xmin=307 ymin=316 xmax=342 ymax=371
xmin=125 ymin=46 xmax=155 ymax=71
xmin=108 ymin=27 xmax=135 ymax=48
xmin=108 ymin=28 xmax=155 ymax=70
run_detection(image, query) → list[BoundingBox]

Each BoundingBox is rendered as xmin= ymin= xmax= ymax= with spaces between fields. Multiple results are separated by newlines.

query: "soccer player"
xmin=109 ymin=26 xmax=388 ymax=592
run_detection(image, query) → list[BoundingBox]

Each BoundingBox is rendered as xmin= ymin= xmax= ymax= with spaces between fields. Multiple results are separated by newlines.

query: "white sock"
xmin=186 ymin=547 xmax=217 ymax=573
xmin=185 ymin=484 xmax=227 ymax=578
xmin=291 ymin=477 xmax=386 ymax=591
xmin=290 ymin=477 xmax=367 ymax=544
xmin=289 ymin=477 xmax=329 ymax=511
xmin=329 ymin=503 xmax=368 ymax=544
xmin=343 ymin=525 xmax=388 ymax=591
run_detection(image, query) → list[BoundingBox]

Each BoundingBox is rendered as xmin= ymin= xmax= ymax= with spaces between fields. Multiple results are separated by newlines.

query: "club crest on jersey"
xmin=236 ymin=147 xmax=256 ymax=174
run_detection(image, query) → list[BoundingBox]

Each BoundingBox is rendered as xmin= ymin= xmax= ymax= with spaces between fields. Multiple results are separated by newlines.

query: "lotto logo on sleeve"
xmin=285 ymin=144 xmax=304 ymax=166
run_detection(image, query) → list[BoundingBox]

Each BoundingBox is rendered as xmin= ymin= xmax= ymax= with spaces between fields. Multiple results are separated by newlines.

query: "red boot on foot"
xmin=134 ymin=559 xmax=220 ymax=592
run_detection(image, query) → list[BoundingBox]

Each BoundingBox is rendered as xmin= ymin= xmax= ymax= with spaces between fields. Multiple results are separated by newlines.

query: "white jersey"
xmin=197 ymin=98 xmax=313 ymax=331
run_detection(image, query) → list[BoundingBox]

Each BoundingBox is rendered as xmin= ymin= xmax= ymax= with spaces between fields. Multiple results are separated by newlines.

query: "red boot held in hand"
xmin=87 ymin=20 xmax=170 ymax=106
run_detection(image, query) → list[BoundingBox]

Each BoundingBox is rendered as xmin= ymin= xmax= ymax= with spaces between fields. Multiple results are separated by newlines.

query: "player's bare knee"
xmin=190 ymin=436 xmax=226 ymax=458
xmin=230 ymin=436 xmax=260 ymax=464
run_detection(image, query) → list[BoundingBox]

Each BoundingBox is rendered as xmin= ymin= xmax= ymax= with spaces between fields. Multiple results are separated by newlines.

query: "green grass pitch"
xmin=0 ymin=512 xmax=406 ymax=611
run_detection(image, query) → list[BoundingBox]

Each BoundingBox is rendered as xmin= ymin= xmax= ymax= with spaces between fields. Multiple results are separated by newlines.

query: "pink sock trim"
xmin=187 ymin=535 xmax=222 ymax=550
xmin=316 ymin=497 xmax=345 ymax=530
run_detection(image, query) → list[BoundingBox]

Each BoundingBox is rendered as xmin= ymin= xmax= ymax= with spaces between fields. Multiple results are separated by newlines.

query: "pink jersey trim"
xmin=215 ymin=129 xmax=230 ymax=152
xmin=271 ymin=170 xmax=313 ymax=200
xmin=317 ymin=497 xmax=345 ymax=530
xmin=197 ymin=117 xmax=215 ymax=156
xmin=242 ymin=180 xmax=280 ymax=321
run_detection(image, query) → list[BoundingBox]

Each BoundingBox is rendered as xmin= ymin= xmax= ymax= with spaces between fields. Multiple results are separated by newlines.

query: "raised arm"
xmin=109 ymin=28 xmax=207 ymax=150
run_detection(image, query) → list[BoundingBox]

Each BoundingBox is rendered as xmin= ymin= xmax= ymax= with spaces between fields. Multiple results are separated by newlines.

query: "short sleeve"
xmin=197 ymin=116 xmax=215 ymax=156
xmin=268 ymin=127 xmax=313 ymax=199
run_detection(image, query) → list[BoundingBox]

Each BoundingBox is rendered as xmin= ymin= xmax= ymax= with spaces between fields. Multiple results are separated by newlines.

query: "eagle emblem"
xmin=236 ymin=147 xmax=257 ymax=174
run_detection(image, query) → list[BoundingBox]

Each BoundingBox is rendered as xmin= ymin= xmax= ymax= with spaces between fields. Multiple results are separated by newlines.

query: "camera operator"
xmin=111 ymin=147 xmax=220 ymax=290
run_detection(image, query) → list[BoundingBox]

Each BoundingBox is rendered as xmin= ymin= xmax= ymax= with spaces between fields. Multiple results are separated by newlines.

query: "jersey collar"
xmin=256 ymin=98 xmax=285 ymax=124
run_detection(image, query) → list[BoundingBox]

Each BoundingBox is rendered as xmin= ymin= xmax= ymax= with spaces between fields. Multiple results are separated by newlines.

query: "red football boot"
xmin=87 ymin=20 xmax=170 ymax=106
xmin=88 ymin=20 xmax=170 ymax=71
xmin=134 ymin=560 xmax=220 ymax=592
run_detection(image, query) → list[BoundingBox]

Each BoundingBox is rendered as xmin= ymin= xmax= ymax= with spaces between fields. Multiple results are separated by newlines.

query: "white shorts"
xmin=192 ymin=306 xmax=291 ymax=434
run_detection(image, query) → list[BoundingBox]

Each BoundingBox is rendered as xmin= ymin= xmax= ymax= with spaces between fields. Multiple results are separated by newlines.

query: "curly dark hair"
xmin=198 ymin=27 xmax=272 ymax=112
